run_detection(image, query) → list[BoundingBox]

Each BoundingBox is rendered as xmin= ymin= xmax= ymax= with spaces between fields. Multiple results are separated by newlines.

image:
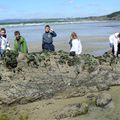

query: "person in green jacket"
xmin=14 ymin=31 xmax=28 ymax=54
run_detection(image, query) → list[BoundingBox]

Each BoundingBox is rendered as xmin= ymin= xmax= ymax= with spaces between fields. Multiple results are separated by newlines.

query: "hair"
xmin=0 ymin=28 xmax=6 ymax=33
xmin=71 ymin=32 xmax=78 ymax=40
xmin=45 ymin=25 xmax=50 ymax=28
xmin=14 ymin=31 xmax=20 ymax=35
xmin=118 ymin=33 xmax=120 ymax=38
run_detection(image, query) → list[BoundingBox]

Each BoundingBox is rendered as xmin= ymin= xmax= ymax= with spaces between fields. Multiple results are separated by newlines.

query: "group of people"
xmin=42 ymin=25 xmax=82 ymax=56
xmin=0 ymin=24 xmax=120 ymax=59
xmin=0 ymin=28 xmax=28 ymax=58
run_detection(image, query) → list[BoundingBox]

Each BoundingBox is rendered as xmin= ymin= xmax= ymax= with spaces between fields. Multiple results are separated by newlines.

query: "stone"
xmin=56 ymin=103 xmax=89 ymax=119
xmin=0 ymin=50 xmax=118 ymax=106
xmin=96 ymin=84 xmax=110 ymax=91
xmin=96 ymin=93 xmax=112 ymax=107
xmin=4 ymin=50 xmax=18 ymax=69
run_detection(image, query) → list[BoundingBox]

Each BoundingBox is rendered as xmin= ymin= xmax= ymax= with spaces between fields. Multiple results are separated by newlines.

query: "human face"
xmin=0 ymin=30 xmax=6 ymax=36
xmin=45 ymin=27 xmax=50 ymax=33
xmin=15 ymin=34 xmax=20 ymax=40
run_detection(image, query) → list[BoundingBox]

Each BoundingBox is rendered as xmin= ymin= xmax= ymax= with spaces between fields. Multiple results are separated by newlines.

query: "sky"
xmin=0 ymin=0 xmax=120 ymax=20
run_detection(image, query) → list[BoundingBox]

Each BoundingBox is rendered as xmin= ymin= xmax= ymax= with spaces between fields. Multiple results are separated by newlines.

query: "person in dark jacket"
xmin=42 ymin=25 xmax=57 ymax=51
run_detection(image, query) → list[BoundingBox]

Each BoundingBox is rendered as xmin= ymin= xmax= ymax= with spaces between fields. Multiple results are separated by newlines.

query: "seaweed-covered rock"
xmin=75 ymin=54 xmax=99 ymax=73
xmin=0 ymin=50 xmax=119 ymax=106
xmin=67 ymin=56 xmax=81 ymax=66
xmin=4 ymin=50 xmax=18 ymax=68
xmin=58 ymin=51 xmax=70 ymax=64
xmin=97 ymin=51 xmax=119 ymax=65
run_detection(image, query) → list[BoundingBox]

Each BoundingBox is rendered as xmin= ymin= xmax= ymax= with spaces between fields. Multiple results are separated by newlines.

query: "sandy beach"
xmin=7 ymin=21 xmax=117 ymax=56
xmin=26 ymin=36 xmax=109 ymax=56
xmin=0 ymin=85 xmax=120 ymax=120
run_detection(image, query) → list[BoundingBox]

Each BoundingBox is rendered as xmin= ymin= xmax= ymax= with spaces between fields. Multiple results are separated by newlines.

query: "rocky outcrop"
xmin=0 ymin=50 xmax=119 ymax=106
xmin=56 ymin=103 xmax=89 ymax=119
xmin=96 ymin=93 xmax=112 ymax=108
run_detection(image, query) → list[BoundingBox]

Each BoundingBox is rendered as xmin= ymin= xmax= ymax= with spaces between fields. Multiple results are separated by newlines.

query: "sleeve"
xmin=42 ymin=34 xmax=45 ymax=49
xmin=78 ymin=40 xmax=82 ymax=54
xmin=22 ymin=38 xmax=28 ymax=53
xmin=42 ymin=34 xmax=44 ymax=43
xmin=50 ymin=31 xmax=57 ymax=37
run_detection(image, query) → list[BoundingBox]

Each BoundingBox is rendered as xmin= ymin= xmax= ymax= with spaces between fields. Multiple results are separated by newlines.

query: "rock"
xmin=96 ymin=84 xmax=110 ymax=91
xmin=56 ymin=103 xmax=89 ymax=119
xmin=88 ymin=86 xmax=98 ymax=92
xmin=0 ymin=75 xmax=2 ymax=80
xmin=17 ymin=53 xmax=27 ymax=62
xmin=4 ymin=72 xmax=14 ymax=79
xmin=86 ymin=93 xmax=97 ymax=107
xmin=81 ymin=54 xmax=100 ymax=73
xmin=0 ymin=50 xmax=119 ymax=105
xmin=64 ymin=87 xmax=89 ymax=98
xmin=4 ymin=50 xmax=18 ymax=69
xmin=96 ymin=93 xmax=112 ymax=107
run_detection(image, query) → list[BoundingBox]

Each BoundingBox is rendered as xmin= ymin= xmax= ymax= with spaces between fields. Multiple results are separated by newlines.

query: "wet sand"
xmin=1 ymin=86 xmax=120 ymax=120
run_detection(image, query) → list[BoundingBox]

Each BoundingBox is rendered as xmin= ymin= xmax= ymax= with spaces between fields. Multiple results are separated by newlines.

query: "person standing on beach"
xmin=0 ymin=28 xmax=10 ymax=58
xmin=69 ymin=32 xmax=82 ymax=56
xmin=42 ymin=25 xmax=57 ymax=51
xmin=109 ymin=32 xmax=120 ymax=57
xmin=14 ymin=31 xmax=28 ymax=54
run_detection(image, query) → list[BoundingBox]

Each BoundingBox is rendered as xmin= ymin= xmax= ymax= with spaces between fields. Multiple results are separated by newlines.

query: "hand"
xmin=114 ymin=52 xmax=118 ymax=58
xmin=50 ymin=29 xmax=54 ymax=32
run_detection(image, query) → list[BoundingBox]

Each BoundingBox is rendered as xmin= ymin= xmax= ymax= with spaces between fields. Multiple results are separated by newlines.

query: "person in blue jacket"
xmin=42 ymin=25 xmax=57 ymax=51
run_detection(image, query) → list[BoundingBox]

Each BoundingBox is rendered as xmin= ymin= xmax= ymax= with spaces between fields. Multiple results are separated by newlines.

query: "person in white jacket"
xmin=69 ymin=32 xmax=82 ymax=56
xmin=0 ymin=28 xmax=10 ymax=58
xmin=109 ymin=32 xmax=120 ymax=57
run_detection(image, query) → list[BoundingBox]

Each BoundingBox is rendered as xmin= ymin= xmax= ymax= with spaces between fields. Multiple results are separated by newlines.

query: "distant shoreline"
xmin=0 ymin=11 xmax=120 ymax=27
xmin=0 ymin=20 xmax=117 ymax=28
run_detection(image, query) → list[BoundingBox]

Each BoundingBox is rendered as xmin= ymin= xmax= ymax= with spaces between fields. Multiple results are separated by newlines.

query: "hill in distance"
xmin=0 ymin=11 xmax=120 ymax=25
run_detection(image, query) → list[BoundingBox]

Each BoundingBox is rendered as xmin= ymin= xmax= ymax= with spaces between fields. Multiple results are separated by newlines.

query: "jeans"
xmin=42 ymin=43 xmax=55 ymax=52
xmin=0 ymin=49 xmax=5 ymax=59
